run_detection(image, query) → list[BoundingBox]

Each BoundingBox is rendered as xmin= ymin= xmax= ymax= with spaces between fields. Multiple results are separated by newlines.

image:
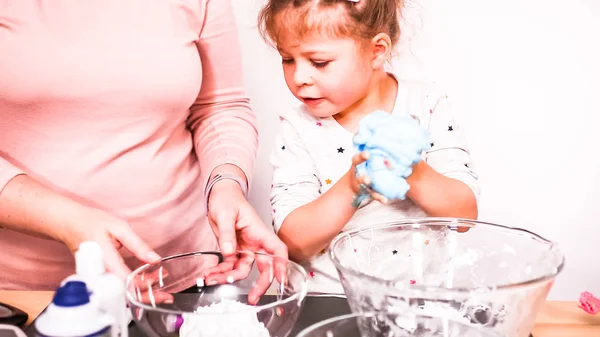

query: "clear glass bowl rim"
xmin=295 ymin=310 xmax=502 ymax=337
xmin=329 ymin=217 xmax=565 ymax=294
xmin=125 ymin=250 xmax=309 ymax=316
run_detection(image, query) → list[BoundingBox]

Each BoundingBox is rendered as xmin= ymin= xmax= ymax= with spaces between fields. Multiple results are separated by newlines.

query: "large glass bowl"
xmin=126 ymin=251 xmax=308 ymax=337
xmin=329 ymin=218 xmax=564 ymax=337
xmin=296 ymin=311 xmax=501 ymax=337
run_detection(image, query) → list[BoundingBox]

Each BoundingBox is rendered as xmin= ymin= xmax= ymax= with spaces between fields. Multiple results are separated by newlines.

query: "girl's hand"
xmin=59 ymin=206 xmax=162 ymax=279
xmin=349 ymin=151 xmax=389 ymax=205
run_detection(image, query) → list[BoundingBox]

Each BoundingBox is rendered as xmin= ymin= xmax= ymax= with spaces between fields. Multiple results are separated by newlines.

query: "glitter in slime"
xmin=352 ymin=110 xmax=430 ymax=203
xmin=169 ymin=299 xmax=270 ymax=337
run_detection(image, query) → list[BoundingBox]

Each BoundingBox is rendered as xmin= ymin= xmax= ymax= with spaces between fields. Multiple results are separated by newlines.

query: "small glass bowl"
xmin=126 ymin=251 xmax=308 ymax=337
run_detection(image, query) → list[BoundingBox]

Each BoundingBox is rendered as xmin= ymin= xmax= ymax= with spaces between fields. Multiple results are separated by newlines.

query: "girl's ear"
xmin=370 ymin=33 xmax=392 ymax=70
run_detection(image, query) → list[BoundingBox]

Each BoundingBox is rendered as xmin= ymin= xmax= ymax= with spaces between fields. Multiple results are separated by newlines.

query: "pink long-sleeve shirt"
xmin=0 ymin=0 xmax=258 ymax=289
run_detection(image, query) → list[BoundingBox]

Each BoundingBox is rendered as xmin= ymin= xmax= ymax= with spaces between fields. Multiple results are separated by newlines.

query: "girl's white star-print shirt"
xmin=269 ymin=77 xmax=480 ymax=294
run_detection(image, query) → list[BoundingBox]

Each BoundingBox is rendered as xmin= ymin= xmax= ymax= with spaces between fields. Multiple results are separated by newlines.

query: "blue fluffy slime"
xmin=352 ymin=110 xmax=430 ymax=202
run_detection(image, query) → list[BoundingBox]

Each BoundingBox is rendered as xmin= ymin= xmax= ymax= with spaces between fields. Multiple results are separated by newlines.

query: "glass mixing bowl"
xmin=296 ymin=311 xmax=501 ymax=337
xmin=329 ymin=218 xmax=564 ymax=337
xmin=126 ymin=251 xmax=308 ymax=337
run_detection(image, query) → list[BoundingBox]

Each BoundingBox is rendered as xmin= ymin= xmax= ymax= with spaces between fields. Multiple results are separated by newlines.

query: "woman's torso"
xmin=0 ymin=0 xmax=217 ymax=289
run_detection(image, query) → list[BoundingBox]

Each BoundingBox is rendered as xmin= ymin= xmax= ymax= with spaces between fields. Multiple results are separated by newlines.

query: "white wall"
xmin=232 ymin=0 xmax=600 ymax=301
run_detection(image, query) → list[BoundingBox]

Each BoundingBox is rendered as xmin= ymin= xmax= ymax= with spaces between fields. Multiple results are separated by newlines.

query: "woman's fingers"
xmin=210 ymin=210 xmax=238 ymax=257
xmin=109 ymin=220 xmax=161 ymax=264
xmin=203 ymin=254 xmax=254 ymax=286
xmin=261 ymin=238 xmax=289 ymax=286
xmin=132 ymin=288 xmax=174 ymax=306
xmin=201 ymin=256 xmax=237 ymax=278
xmin=99 ymin=236 xmax=133 ymax=280
xmin=249 ymin=256 xmax=275 ymax=305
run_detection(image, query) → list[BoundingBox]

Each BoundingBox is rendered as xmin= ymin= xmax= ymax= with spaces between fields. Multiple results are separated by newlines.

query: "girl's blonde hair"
xmin=258 ymin=0 xmax=403 ymax=48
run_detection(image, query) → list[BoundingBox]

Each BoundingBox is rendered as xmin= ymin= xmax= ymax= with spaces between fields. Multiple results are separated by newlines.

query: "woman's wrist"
xmin=208 ymin=164 xmax=248 ymax=186
xmin=210 ymin=179 xmax=243 ymax=198
xmin=205 ymin=164 xmax=249 ymax=212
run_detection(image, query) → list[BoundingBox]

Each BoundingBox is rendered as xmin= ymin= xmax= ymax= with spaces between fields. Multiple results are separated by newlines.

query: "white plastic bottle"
xmin=63 ymin=241 xmax=129 ymax=337
xmin=35 ymin=280 xmax=113 ymax=337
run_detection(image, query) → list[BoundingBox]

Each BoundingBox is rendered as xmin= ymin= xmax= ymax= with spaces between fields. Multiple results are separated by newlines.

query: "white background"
xmin=231 ymin=0 xmax=600 ymax=300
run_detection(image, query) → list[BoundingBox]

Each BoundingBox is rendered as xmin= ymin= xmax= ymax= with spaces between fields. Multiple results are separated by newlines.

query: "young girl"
xmin=258 ymin=0 xmax=480 ymax=294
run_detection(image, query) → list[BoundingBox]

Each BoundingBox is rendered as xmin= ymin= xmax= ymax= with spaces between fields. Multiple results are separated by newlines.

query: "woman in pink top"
xmin=0 ymin=0 xmax=286 ymax=290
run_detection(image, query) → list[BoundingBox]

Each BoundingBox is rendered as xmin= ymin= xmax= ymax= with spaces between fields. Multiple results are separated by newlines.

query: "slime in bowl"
xmin=329 ymin=218 xmax=564 ymax=337
xmin=296 ymin=310 xmax=501 ymax=337
xmin=125 ymin=251 xmax=308 ymax=337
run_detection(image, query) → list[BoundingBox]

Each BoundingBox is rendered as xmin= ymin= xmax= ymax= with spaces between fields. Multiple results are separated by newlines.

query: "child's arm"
xmin=407 ymin=93 xmax=479 ymax=219
xmin=270 ymin=117 xmax=363 ymax=262
xmin=278 ymin=171 xmax=358 ymax=262
xmin=407 ymin=161 xmax=478 ymax=219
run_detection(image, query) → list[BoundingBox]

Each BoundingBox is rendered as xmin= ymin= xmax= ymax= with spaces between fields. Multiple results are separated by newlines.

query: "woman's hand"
xmin=0 ymin=174 xmax=161 ymax=280
xmin=207 ymin=180 xmax=287 ymax=257
xmin=205 ymin=179 xmax=288 ymax=304
xmin=59 ymin=206 xmax=162 ymax=279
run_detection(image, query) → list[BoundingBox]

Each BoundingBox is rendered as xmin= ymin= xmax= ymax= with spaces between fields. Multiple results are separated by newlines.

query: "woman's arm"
xmin=0 ymin=173 xmax=76 ymax=241
xmin=0 ymin=158 xmax=81 ymax=241
xmin=186 ymin=0 xmax=258 ymax=191
xmin=0 ymin=174 xmax=160 ymax=278
xmin=185 ymin=1 xmax=290 ymax=261
xmin=0 ymin=156 xmax=24 ymax=196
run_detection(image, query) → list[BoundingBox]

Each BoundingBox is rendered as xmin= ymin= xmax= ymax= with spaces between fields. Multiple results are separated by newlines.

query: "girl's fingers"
xmin=351 ymin=151 xmax=370 ymax=166
xmin=371 ymin=191 xmax=389 ymax=204
xmin=356 ymin=175 xmax=371 ymax=186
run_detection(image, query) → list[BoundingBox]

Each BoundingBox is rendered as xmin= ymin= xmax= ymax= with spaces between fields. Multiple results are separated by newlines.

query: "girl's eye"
xmin=312 ymin=61 xmax=330 ymax=69
xmin=281 ymin=58 xmax=294 ymax=65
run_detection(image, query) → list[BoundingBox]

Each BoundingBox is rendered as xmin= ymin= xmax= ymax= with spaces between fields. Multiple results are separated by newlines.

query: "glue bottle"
xmin=62 ymin=241 xmax=129 ymax=337
xmin=35 ymin=280 xmax=113 ymax=337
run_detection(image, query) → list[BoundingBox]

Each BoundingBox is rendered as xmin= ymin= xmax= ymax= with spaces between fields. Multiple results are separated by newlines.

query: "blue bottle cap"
xmin=52 ymin=281 xmax=90 ymax=307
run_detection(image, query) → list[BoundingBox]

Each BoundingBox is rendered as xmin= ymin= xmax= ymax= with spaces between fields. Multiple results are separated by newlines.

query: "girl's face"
xmin=277 ymin=32 xmax=375 ymax=119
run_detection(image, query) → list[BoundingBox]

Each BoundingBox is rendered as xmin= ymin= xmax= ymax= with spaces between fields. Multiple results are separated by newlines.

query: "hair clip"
xmin=347 ymin=0 xmax=359 ymax=2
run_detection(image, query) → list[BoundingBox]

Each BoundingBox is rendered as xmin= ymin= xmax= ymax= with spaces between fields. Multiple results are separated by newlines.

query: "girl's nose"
xmin=293 ymin=63 xmax=314 ymax=87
